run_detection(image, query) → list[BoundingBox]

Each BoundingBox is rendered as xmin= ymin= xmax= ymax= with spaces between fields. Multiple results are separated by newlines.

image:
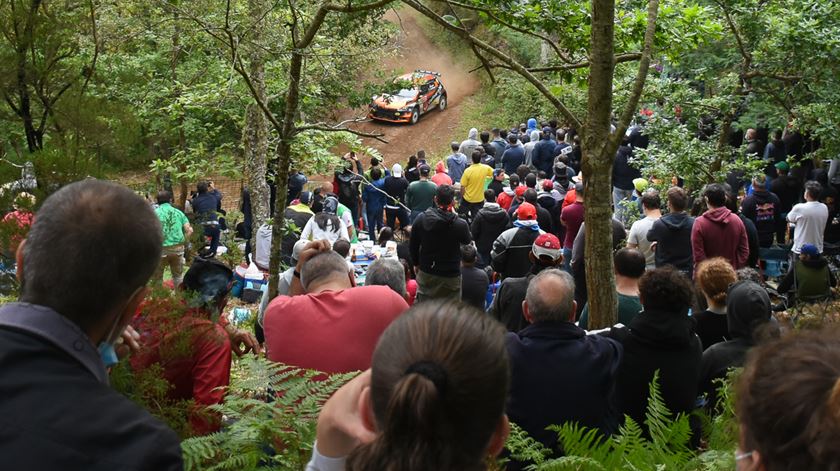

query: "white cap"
xmin=392 ymin=163 xmax=403 ymax=178
xmin=292 ymin=239 xmax=309 ymax=262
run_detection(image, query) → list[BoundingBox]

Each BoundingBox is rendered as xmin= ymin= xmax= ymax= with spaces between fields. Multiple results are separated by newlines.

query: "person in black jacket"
xmin=471 ymin=189 xmax=510 ymax=268
xmin=506 ymin=269 xmax=622 ymax=469
xmin=698 ymin=280 xmax=776 ymax=410
xmin=491 ymin=202 xmax=543 ymax=279
xmin=490 ymin=233 xmax=564 ymax=332
xmin=460 ymin=244 xmax=489 ymax=310
xmin=607 ymin=267 xmax=702 ymax=437
xmin=741 ymin=175 xmax=784 ymax=247
xmin=0 ymin=180 xmax=183 ymax=470
xmin=647 ymin=186 xmax=695 ymax=274
xmin=612 ymin=142 xmax=641 ymax=224
xmin=409 ymin=184 xmax=472 ymax=302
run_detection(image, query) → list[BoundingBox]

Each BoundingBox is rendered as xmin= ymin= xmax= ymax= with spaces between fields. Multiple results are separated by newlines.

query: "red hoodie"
xmin=691 ymin=206 xmax=749 ymax=270
xmin=431 ymin=161 xmax=452 ymax=186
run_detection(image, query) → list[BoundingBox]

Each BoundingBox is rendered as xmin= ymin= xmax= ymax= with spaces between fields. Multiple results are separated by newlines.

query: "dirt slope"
xmin=349 ymin=8 xmax=480 ymax=168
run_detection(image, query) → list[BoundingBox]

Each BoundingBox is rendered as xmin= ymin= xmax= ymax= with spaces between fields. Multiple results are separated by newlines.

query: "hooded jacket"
xmin=612 ymin=145 xmax=641 ymax=191
xmin=409 ymin=207 xmax=472 ymax=277
xmin=471 ymin=202 xmax=510 ymax=260
xmin=647 ymin=212 xmax=695 ymax=273
xmin=459 ymin=128 xmax=482 ymax=159
xmin=446 ymin=152 xmax=468 ymax=183
xmin=740 ymin=189 xmax=783 ymax=247
xmin=491 ymin=223 xmax=543 ymax=279
xmin=501 ymin=141 xmax=526 ymax=175
xmin=497 ymin=186 xmax=517 ymax=210
xmin=608 ymin=307 xmax=702 ymax=433
xmin=777 ymin=257 xmax=836 ymax=301
xmin=524 ymin=130 xmax=541 ymax=169
xmin=698 ymin=281 xmax=772 ymax=406
xmin=691 ymin=207 xmax=749 ymax=270
xmin=431 ymin=161 xmax=453 ymax=186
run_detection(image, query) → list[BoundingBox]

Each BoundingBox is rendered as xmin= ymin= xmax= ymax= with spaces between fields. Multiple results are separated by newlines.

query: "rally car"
xmin=368 ymin=70 xmax=447 ymax=124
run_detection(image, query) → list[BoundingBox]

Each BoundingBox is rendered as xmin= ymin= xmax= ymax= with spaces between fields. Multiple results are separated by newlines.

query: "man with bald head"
xmin=263 ymin=240 xmax=408 ymax=374
xmin=505 ymin=269 xmax=623 ymax=466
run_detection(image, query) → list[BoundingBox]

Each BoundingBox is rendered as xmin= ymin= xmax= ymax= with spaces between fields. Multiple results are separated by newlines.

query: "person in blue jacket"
xmin=362 ymin=167 xmax=388 ymax=237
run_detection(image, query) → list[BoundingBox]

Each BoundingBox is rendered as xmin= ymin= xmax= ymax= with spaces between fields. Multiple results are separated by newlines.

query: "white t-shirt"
xmin=628 ymin=215 xmax=659 ymax=269
xmin=300 ymin=216 xmax=350 ymax=246
xmin=787 ymin=201 xmax=829 ymax=253
xmin=254 ymin=224 xmax=273 ymax=270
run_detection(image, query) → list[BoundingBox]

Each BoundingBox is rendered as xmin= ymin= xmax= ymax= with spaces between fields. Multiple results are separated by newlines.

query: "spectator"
xmin=459 ymin=150 xmax=494 ymax=220
xmin=131 ymin=258 xmax=238 ymax=435
xmin=646 ymin=187 xmax=694 ymax=274
xmin=1 ymin=191 xmax=34 ymax=256
xmin=561 ymin=182 xmax=586 ymax=271
xmin=571 ymin=217 xmax=628 ymax=319
xmin=691 ymin=183 xmax=749 ymax=270
xmin=552 ymin=129 xmax=571 ymax=158
xmin=334 ymin=152 xmax=364 ymax=227
xmin=770 ymin=161 xmax=800 ymax=226
xmin=0 ymin=180 xmax=182 ymax=468
xmin=257 ymin=239 xmax=308 ymax=341
xmin=365 ymin=156 xmax=389 ymax=182
xmin=627 ymin=189 xmax=662 ymax=270
xmin=460 ymin=244 xmax=489 ymax=310
xmin=491 ymin=233 xmax=564 ymax=332
xmin=405 ymin=154 xmax=420 ymax=183
xmin=471 ymin=189 xmax=510 ymax=268
xmin=537 ymin=179 xmax=560 ymax=235
xmin=788 ymin=181 xmax=829 ymax=254
xmin=431 ymin=161 xmax=452 ymax=187
xmin=280 ymin=191 xmax=314 ymax=266
xmin=578 ymin=248 xmax=645 ymax=330
xmin=531 ymin=127 xmax=557 ymax=178
xmin=491 ymin=127 xmax=508 ymax=159
xmin=365 ymin=257 xmax=408 ymax=302
xmin=409 ymin=185 xmax=472 ymax=302
xmin=524 ymin=129 xmax=541 ymax=169
xmin=264 ymin=241 xmax=408 ymax=374
xmin=741 ymin=174 xmax=783 ymax=247
xmin=734 ymin=327 xmax=840 ymax=470
xmin=506 ymin=269 xmax=622 ymax=464
xmin=152 ymin=191 xmax=193 ymax=288
xmin=446 ymin=141 xmax=468 ymax=183
xmin=479 ymin=130 xmax=494 ymax=160
xmin=492 ymin=202 xmax=544 ymax=279
xmin=192 ymin=180 xmax=222 ymax=257
xmin=405 ymin=164 xmax=437 ymax=223
xmin=694 ymin=258 xmax=738 ymax=350
xmin=459 ymin=127 xmax=482 ymax=159
xmin=698 ymin=280 xmax=774 ymax=410
xmin=519 ymin=188 xmax=553 ymax=234
xmin=762 ymin=130 xmax=787 ymax=178
xmin=777 ymin=243 xmax=836 ymax=304
xmin=501 ymin=133 xmax=525 ymax=175
xmin=726 ymin=188 xmax=761 ymax=269
xmin=288 ymin=168 xmax=308 ymax=203
xmin=612 ymin=142 xmax=641 ymax=224
xmin=300 ymin=195 xmax=350 ymax=246
xmin=608 ymin=267 xmax=702 ymax=436
xmin=362 ymin=167 xmax=387 ymax=236
xmin=308 ymin=302 xmax=510 ymax=470
xmin=488 ymin=168 xmax=506 ymax=198
xmin=496 ymin=174 xmax=519 ymax=211
xmin=383 ymin=164 xmax=410 ymax=231
xmin=744 ymin=128 xmax=764 ymax=159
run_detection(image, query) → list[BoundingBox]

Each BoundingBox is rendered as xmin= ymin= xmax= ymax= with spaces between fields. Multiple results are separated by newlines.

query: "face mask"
xmin=97 ymin=286 xmax=143 ymax=368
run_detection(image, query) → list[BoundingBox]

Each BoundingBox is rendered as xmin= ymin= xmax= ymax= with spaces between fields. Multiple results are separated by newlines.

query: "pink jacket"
xmin=431 ymin=161 xmax=453 ymax=186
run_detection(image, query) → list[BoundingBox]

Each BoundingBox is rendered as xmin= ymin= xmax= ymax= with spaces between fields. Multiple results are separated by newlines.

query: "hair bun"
xmin=405 ymin=361 xmax=448 ymax=395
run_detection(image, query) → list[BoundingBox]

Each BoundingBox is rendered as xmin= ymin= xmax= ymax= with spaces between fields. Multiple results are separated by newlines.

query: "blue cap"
xmin=801 ymin=244 xmax=820 ymax=257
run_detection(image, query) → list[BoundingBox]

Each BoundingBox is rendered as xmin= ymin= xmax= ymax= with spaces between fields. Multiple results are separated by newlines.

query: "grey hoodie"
xmin=459 ymin=128 xmax=482 ymax=159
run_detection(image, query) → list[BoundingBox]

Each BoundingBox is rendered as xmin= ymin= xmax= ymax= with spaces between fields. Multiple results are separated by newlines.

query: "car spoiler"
xmin=414 ymin=69 xmax=441 ymax=77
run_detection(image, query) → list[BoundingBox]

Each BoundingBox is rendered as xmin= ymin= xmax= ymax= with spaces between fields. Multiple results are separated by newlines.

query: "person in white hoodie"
xmin=524 ymin=129 xmax=541 ymax=170
xmin=459 ymin=128 xmax=482 ymax=160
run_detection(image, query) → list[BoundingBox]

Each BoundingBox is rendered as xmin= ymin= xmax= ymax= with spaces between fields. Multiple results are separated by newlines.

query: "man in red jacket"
xmin=691 ymin=183 xmax=749 ymax=270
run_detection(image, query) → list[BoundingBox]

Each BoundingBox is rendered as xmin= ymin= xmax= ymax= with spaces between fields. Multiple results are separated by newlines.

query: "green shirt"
xmin=578 ymin=292 xmax=643 ymax=330
xmin=406 ymin=180 xmax=437 ymax=212
xmin=155 ymin=203 xmax=190 ymax=247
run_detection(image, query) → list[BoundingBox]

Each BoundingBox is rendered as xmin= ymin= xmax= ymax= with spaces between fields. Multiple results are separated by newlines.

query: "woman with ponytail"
xmin=300 ymin=196 xmax=349 ymax=246
xmin=307 ymin=301 xmax=510 ymax=471
xmin=735 ymin=327 xmax=840 ymax=470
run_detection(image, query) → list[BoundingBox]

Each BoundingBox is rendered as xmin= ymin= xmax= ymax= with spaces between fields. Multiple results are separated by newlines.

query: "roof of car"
xmin=397 ymin=71 xmax=440 ymax=84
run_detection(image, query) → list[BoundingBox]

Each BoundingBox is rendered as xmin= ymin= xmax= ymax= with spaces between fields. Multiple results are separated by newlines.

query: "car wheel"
xmin=439 ymin=94 xmax=447 ymax=111
xmin=410 ymin=107 xmax=420 ymax=125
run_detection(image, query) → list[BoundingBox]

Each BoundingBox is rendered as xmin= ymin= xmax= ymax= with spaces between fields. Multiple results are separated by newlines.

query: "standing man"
xmin=691 ymin=183 xmax=749 ymax=270
xmin=741 ymin=174 xmax=783 ymax=248
xmin=192 ymin=181 xmax=221 ymax=257
xmin=788 ymin=181 xmax=829 ymax=255
xmin=409 ymin=185 xmax=472 ymax=302
xmin=0 ymin=179 xmax=182 ymax=468
xmin=627 ymin=190 xmax=662 ymax=270
xmin=501 ymin=133 xmax=526 ymax=175
xmin=560 ymin=182 xmax=586 ymax=271
xmin=472 ymin=189 xmax=511 ymax=268
xmin=531 ymin=127 xmax=557 ymax=178
xmin=446 ymin=141 xmax=468 ymax=184
xmin=384 ymin=163 xmax=410 ymax=230
xmin=647 ymin=186 xmax=694 ymax=274
xmin=459 ymin=149 xmax=494 ymax=221
xmin=459 ymin=128 xmax=482 ymax=159
xmin=405 ymin=164 xmax=437 ymax=223
xmin=154 ymin=190 xmax=193 ymax=288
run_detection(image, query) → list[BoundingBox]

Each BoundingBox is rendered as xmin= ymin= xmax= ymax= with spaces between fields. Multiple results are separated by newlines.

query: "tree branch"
xmin=294 ymin=118 xmax=388 ymax=143
xmin=612 ymin=0 xmax=659 ymax=146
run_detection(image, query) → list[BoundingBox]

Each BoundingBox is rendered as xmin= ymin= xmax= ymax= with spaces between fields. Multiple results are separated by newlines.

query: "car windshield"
xmin=394 ymin=89 xmax=416 ymax=99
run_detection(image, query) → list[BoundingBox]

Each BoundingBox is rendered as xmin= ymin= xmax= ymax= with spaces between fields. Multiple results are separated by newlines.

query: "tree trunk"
xmin=244 ymin=0 xmax=271 ymax=251
xmin=581 ymin=0 xmax=620 ymax=330
xmin=170 ymin=3 xmax=188 ymax=208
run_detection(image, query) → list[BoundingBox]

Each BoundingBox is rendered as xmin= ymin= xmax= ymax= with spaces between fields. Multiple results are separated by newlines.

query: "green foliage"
xmin=181 ymin=357 xmax=357 ymax=471
xmin=504 ymin=371 xmax=739 ymax=471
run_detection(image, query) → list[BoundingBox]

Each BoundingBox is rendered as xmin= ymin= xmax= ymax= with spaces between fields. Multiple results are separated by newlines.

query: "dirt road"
xmin=348 ymin=8 xmax=480 ymax=169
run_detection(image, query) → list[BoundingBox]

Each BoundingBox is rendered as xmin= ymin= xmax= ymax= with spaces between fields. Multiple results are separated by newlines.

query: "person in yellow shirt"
xmin=459 ymin=149 xmax=494 ymax=221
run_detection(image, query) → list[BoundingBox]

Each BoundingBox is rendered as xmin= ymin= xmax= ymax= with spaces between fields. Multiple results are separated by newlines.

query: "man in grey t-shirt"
xmin=627 ymin=190 xmax=661 ymax=269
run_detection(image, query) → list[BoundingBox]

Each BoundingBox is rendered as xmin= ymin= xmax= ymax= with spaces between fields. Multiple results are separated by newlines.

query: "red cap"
xmin=542 ymin=180 xmax=554 ymax=191
xmin=516 ymin=202 xmax=537 ymax=220
xmin=515 ymin=185 xmax=526 ymax=197
xmin=532 ymin=233 xmax=562 ymax=259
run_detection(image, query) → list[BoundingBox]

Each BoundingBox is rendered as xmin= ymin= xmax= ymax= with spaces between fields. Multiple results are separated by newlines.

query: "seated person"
xmin=607 ymin=267 xmax=702 ymax=436
xmin=306 ymin=301 xmax=510 ymax=471
xmin=735 ymin=327 xmax=840 ymax=470
xmin=578 ymin=248 xmax=644 ymax=330
xmin=698 ymin=280 xmax=776 ymax=410
xmin=777 ymin=243 xmax=836 ymax=304
xmin=365 ymin=258 xmax=408 ymax=302
xmin=130 ymin=258 xmax=234 ymax=436
xmin=694 ymin=257 xmax=738 ymax=350
xmin=507 ymin=269 xmax=622 ymax=466
xmin=263 ymin=240 xmax=409 ymax=374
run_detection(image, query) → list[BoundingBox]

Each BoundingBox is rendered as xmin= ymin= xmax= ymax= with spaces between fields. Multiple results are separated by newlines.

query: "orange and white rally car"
xmin=368 ymin=70 xmax=447 ymax=124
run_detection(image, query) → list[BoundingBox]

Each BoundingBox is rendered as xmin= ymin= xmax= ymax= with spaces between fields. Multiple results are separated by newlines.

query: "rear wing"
xmin=414 ymin=69 xmax=441 ymax=77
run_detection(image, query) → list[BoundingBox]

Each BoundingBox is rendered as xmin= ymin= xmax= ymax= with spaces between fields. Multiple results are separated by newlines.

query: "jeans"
xmin=385 ymin=207 xmax=410 ymax=230
xmin=612 ymin=187 xmax=634 ymax=224
xmin=154 ymin=244 xmax=185 ymax=287
xmin=366 ymin=205 xmax=384 ymax=236
xmin=458 ymin=201 xmax=484 ymax=222
xmin=562 ymin=247 xmax=573 ymax=273
xmin=202 ymin=223 xmax=220 ymax=257
xmin=416 ymin=270 xmax=461 ymax=303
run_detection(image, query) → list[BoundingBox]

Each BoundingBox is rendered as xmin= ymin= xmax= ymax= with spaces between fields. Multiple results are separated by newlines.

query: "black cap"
xmin=419 ymin=164 xmax=431 ymax=175
xmin=182 ymin=257 xmax=234 ymax=307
